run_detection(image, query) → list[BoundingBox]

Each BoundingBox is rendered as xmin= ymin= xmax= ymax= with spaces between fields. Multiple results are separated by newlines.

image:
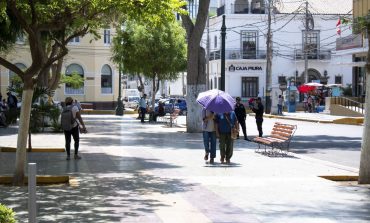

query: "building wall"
xmin=206 ymin=10 xmax=353 ymax=98
xmin=0 ymin=27 xmax=120 ymax=109
xmin=354 ymin=0 xmax=370 ymax=17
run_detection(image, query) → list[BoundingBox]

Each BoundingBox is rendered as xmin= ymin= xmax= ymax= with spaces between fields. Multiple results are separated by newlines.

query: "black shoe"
xmin=204 ymin=153 xmax=209 ymax=161
xmin=245 ymin=137 xmax=251 ymax=141
xmin=226 ymin=159 xmax=231 ymax=164
xmin=210 ymin=158 xmax=214 ymax=164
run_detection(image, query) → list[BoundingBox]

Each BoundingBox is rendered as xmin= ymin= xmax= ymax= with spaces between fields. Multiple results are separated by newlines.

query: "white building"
xmin=205 ymin=0 xmax=353 ymax=100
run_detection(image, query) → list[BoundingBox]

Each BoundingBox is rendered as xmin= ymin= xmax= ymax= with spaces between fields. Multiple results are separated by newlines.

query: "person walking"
xmin=61 ymin=97 xmax=87 ymax=160
xmin=215 ymin=111 xmax=238 ymax=164
xmin=139 ymin=94 xmax=147 ymax=123
xmin=277 ymin=95 xmax=283 ymax=115
xmin=202 ymin=109 xmax=216 ymax=164
xmin=251 ymin=97 xmax=264 ymax=137
xmin=234 ymin=97 xmax=250 ymax=141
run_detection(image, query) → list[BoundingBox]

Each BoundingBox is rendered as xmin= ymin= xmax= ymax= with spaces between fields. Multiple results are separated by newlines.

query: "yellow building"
xmin=0 ymin=27 xmax=120 ymax=109
xmin=354 ymin=0 xmax=370 ymax=17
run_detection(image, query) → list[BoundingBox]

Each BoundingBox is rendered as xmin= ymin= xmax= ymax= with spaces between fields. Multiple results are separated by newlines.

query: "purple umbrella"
xmin=196 ymin=89 xmax=235 ymax=113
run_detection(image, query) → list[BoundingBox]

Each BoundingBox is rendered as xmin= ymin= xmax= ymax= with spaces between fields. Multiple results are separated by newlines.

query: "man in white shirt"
xmin=139 ymin=94 xmax=147 ymax=123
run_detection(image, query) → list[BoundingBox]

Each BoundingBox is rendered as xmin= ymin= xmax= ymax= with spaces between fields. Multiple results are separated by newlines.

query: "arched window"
xmin=101 ymin=64 xmax=112 ymax=94
xmin=9 ymin=63 xmax=27 ymax=87
xmin=65 ymin=63 xmax=84 ymax=95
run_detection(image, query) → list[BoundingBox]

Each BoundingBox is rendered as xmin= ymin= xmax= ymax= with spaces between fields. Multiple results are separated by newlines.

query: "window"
xmin=65 ymin=64 xmax=84 ymax=95
xmin=104 ymin=29 xmax=111 ymax=44
xmin=101 ymin=64 xmax=112 ymax=94
xmin=335 ymin=76 xmax=342 ymax=84
xmin=69 ymin=37 xmax=80 ymax=44
xmin=242 ymin=77 xmax=258 ymax=97
xmin=234 ymin=0 xmax=249 ymax=13
xmin=9 ymin=63 xmax=27 ymax=87
xmin=303 ymin=31 xmax=319 ymax=59
xmin=214 ymin=36 xmax=218 ymax=49
xmin=241 ymin=31 xmax=257 ymax=59
xmin=251 ymin=0 xmax=265 ymax=14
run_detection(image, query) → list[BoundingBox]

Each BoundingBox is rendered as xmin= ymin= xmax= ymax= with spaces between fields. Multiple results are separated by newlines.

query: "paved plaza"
xmin=0 ymin=113 xmax=369 ymax=222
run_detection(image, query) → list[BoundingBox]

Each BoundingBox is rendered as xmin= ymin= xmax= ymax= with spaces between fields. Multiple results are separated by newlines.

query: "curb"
xmin=0 ymin=175 xmax=70 ymax=185
xmin=0 ymin=147 xmax=65 ymax=152
xmin=319 ymin=175 xmax=359 ymax=181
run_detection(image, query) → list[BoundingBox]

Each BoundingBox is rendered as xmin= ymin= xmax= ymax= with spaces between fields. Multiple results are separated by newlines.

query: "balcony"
xmin=209 ymin=49 xmax=266 ymax=61
xmin=294 ymin=49 xmax=331 ymax=60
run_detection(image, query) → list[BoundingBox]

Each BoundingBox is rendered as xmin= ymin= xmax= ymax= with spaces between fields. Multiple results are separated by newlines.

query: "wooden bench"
xmin=253 ymin=122 xmax=297 ymax=156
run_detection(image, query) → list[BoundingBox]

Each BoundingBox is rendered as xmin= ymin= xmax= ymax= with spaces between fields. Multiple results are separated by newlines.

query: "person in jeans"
xmin=202 ymin=109 xmax=216 ymax=164
xmin=215 ymin=111 xmax=238 ymax=164
xmin=64 ymin=97 xmax=87 ymax=160
xmin=252 ymin=97 xmax=264 ymax=137
xmin=139 ymin=94 xmax=147 ymax=123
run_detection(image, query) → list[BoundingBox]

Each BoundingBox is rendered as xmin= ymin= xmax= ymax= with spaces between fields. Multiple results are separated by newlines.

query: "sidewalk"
xmin=0 ymin=114 xmax=369 ymax=222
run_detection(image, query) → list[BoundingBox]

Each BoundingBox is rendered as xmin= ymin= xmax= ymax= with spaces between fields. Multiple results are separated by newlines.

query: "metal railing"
xmin=332 ymin=97 xmax=365 ymax=114
xmin=209 ymin=49 xmax=266 ymax=61
xmin=294 ymin=49 xmax=331 ymax=60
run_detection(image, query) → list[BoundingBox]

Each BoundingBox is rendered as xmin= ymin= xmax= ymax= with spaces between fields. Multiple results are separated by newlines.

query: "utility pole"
xmin=221 ymin=15 xmax=226 ymax=91
xmin=265 ymin=0 xmax=273 ymax=114
xmin=206 ymin=14 xmax=210 ymax=90
xmin=304 ymin=1 xmax=309 ymax=83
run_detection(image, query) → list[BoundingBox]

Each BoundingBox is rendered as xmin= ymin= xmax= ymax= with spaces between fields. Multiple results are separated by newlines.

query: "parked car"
xmin=154 ymin=98 xmax=187 ymax=115
xmin=124 ymin=96 xmax=140 ymax=109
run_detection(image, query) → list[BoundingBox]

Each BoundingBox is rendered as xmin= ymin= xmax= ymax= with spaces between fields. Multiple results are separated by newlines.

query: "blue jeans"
xmin=203 ymin=131 xmax=216 ymax=158
xmin=277 ymin=104 xmax=282 ymax=115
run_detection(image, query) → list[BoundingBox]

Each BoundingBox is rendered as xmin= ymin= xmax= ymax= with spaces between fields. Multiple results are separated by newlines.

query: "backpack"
xmin=61 ymin=106 xmax=76 ymax=131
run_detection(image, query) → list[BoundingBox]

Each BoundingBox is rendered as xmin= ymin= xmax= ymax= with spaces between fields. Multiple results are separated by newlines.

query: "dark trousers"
xmin=140 ymin=107 xmax=146 ymax=122
xmin=237 ymin=117 xmax=247 ymax=138
xmin=256 ymin=119 xmax=263 ymax=137
xmin=64 ymin=126 xmax=80 ymax=156
xmin=219 ymin=133 xmax=233 ymax=160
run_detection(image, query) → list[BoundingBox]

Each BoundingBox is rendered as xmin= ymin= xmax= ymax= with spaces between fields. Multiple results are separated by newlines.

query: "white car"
xmin=124 ymin=96 xmax=140 ymax=109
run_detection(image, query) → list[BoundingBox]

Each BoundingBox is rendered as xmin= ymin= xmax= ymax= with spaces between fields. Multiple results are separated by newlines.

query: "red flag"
xmin=336 ymin=18 xmax=341 ymax=35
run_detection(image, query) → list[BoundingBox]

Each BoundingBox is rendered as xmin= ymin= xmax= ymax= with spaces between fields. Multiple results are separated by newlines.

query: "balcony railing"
xmin=294 ymin=49 xmax=331 ymax=60
xmin=209 ymin=49 xmax=266 ymax=61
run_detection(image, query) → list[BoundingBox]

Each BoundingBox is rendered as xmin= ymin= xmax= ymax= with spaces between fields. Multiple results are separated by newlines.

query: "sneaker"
xmin=74 ymin=154 xmax=82 ymax=160
xmin=204 ymin=153 xmax=209 ymax=161
xmin=66 ymin=156 xmax=70 ymax=160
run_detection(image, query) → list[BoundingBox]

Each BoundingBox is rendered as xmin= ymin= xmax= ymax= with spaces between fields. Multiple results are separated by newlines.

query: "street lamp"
xmin=115 ymin=62 xmax=124 ymax=116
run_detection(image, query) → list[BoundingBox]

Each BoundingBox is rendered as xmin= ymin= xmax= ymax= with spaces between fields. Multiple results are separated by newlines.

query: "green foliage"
xmin=353 ymin=13 xmax=370 ymax=34
xmin=0 ymin=203 xmax=16 ymax=223
xmin=60 ymin=73 xmax=85 ymax=89
xmin=340 ymin=84 xmax=353 ymax=97
xmin=112 ymin=20 xmax=187 ymax=82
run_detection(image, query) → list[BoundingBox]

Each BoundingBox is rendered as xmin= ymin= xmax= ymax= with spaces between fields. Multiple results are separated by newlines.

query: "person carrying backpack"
xmin=61 ymin=97 xmax=87 ymax=160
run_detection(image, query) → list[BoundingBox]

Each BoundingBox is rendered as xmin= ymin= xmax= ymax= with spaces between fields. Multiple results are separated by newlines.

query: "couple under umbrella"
xmin=196 ymin=89 xmax=247 ymax=164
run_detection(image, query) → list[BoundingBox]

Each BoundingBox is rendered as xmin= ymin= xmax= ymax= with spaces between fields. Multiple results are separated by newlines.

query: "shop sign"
xmin=228 ymin=64 xmax=263 ymax=72
xmin=336 ymin=34 xmax=363 ymax=51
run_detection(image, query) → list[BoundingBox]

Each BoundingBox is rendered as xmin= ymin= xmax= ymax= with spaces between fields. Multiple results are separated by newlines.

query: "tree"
xmin=181 ymin=0 xmax=210 ymax=133
xmin=112 ymin=20 xmax=187 ymax=112
xmin=0 ymin=0 xmax=184 ymax=185
xmin=356 ymin=13 xmax=370 ymax=184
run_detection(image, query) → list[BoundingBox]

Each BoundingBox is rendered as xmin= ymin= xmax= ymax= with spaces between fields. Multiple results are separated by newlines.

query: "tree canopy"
xmin=111 ymin=19 xmax=187 ymax=93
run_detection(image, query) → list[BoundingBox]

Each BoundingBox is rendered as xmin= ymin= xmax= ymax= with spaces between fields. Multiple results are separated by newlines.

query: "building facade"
xmin=205 ymin=0 xmax=353 ymax=100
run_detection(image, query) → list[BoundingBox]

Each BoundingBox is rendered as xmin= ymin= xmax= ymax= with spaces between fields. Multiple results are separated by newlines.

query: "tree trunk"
xmin=181 ymin=0 xmax=210 ymax=133
xmin=186 ymin=46 xmax=206 ymax=133
xmin=151 ymin=76 xmax=156 ymax=113
xmin=358 ymin=33 xmax=370 ymax=184
xmin=13 ymin=86 xmax=34 ymax=186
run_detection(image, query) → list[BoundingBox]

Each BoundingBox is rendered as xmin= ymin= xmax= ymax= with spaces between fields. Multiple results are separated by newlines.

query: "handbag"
xmin=225 ymin=114 xmax=239 ymax=140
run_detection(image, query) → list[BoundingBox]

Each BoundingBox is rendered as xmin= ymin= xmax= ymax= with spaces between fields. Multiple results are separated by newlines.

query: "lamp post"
xmin=220 ymin=15 xmax=226 ymax=91
xmin=115 ymin=62 xmax=124 ymax=116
